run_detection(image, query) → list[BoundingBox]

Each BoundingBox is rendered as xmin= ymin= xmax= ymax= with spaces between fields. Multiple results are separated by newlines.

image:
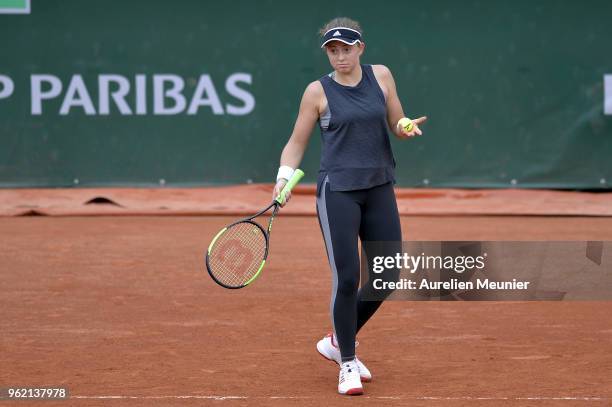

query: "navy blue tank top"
xmin=316 ymin=64 xmax=396 ymax=197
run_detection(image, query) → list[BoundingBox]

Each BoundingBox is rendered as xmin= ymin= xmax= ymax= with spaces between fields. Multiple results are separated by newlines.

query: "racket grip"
xmin=276 ymin=169 xmax=305 ymax=205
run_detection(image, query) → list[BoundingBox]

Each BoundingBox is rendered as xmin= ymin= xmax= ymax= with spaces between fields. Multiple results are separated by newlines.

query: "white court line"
xmin=71 ymin=395 xmax=607 ymax=401
xmin=72 ymin=395 xmax=247 ymax=400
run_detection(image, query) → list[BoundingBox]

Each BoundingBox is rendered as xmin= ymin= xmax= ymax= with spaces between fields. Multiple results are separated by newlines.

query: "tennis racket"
xmin=205 ymin=169 xmax=305 ymax=289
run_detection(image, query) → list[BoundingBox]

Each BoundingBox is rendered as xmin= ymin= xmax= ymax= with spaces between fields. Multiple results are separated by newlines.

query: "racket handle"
xmin=276 ymin=169 xmax=305 ymax=205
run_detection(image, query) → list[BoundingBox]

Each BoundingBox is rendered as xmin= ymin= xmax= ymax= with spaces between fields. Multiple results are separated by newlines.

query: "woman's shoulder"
xmin=370 ymin=64 xmax=392 ymax=78
xmin=304 ymin=80 xmax=324 ymax=98
xmin=301 ymin=80 xmax=326 ymax=113
xmin=370 ymin=64 xmax=394 ymax=92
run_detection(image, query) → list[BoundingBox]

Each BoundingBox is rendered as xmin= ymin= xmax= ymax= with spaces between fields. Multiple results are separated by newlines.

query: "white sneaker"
xmin=338 ymin=359 xmax=363 ymax=395
xmin=316 ymin=333 xmax=372 ymax=382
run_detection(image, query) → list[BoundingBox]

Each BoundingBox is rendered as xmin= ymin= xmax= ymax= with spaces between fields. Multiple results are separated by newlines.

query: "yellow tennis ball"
xmin=398 ymin=117 xmax=414 ymax=132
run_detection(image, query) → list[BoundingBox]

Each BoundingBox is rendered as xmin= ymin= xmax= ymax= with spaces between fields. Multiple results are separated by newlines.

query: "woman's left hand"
xmin=398 ymin=116 xmax=428 ymax=138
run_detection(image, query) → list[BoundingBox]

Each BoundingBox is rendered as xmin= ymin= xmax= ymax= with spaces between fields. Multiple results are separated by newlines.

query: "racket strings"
xmin=208 ymin=221 xmax=267 ymax=287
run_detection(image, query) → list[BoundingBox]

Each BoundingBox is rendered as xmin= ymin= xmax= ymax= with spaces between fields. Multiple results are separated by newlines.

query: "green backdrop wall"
xmin=1 ymin=0 xmax=611 ymax=188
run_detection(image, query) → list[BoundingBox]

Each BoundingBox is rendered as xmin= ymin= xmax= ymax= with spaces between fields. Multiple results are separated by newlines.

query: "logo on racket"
xmin=217 ymin=239 xmax=254 ymax=276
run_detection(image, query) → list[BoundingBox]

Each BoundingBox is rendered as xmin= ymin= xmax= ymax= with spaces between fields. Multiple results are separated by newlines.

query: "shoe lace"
xmin=340 ymin=361 xmax=358 ymax=383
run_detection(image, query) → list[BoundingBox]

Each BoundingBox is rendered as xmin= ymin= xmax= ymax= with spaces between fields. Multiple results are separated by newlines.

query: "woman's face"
xmin=324 ymin=41 xmax=364 ymax=74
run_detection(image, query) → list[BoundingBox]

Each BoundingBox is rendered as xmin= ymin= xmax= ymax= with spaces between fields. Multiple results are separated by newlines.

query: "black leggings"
xmin=316 ymin=177 xmax=402 ymax=362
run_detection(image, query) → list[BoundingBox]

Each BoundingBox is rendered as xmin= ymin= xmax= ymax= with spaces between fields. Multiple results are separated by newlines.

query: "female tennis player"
xmin=272 ymin=17 xmax=426 ymax=395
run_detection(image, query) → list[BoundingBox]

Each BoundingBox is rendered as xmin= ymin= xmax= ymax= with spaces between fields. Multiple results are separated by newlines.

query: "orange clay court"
xmin=1 ymin=186 xmax=612 ymax=407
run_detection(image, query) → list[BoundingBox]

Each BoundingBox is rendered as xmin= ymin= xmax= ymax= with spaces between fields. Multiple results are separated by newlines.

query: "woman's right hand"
xmin=272 ymin=179 xmax=291 ymax=207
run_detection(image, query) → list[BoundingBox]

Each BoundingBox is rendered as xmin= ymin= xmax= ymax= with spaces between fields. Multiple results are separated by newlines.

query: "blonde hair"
xmin=318 ymin=17 xmax=363 ymax=37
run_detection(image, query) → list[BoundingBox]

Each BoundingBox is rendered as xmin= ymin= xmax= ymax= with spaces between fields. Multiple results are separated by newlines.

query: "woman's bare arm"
xmin=279 ymin=81 xmax=321 ymax=168
xmin=374 ymin=64 xmax=427 ymax=139
xmin=273 ymin=81 xmax=322 ymax=204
